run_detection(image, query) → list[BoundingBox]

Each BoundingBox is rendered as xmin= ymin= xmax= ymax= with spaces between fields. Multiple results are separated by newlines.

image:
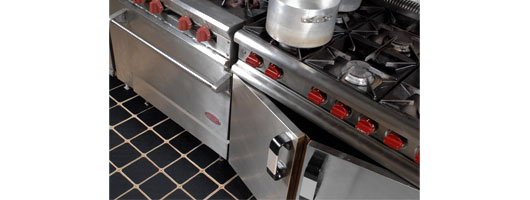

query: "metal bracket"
xmin=266 ymin=132 xmax=293 ymax=181
xmin=299 ymin=151 xmax=327 ymax=200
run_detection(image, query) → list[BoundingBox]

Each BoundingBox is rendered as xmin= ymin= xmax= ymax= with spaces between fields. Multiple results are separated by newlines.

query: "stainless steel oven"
xmin=229 ymin=74 xmax=419 ymax=199
xmin=109 ymin=1 xmax=232 ymax=158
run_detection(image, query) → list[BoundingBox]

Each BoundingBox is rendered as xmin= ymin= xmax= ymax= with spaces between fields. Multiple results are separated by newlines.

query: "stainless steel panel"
xmin=111 ymin=0 xmax=230 ymax=84
xmin=229 ymin=75 xmax=308 ymax=199
xmin=238 ymin=39 xmax=420 ymax=165
xmin=110 ymin=0 xmax=121 ymax=15
xmin=134 ymin=78 xmax=230 ymax=158
xmin=234 ymin=30 xmax=419 ymax=145
xmin=231 ymin=60 xmax=419 ymax=187
xmin=161 ymin=0 xmax=245 ymax=39
xmin=109 ymin=6 xmax=231 ymax=157
xmin=109 ymin=49 xmax=114 ymax=76
xmin=297 ymin=141 xmax=419 ymax=200
xmin=110 ymin=33 xmax=115 ymax=76
xmin=109 ymin=9 xmax=134 ymax=87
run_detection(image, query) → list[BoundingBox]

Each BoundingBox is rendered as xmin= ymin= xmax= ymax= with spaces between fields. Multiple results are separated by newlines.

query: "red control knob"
xmin=149 ymin=0 xmax=163 ymax=14
xmin=197 ymin=26 xmax=211 ymax=42
xmin=331 ymin=102 xmax=350 ymax=119
xmin=308 ymin=89 xmax=326 ymax=105
xmin=356 ymin=117 xmax=376 ymax=135
xmin=265 ymin=64 xmax=282 ymax=80
xmin=178 ymin=16 xmax=192 ymax=31
xmin=384 ymin=132 xmax=404 ymax=150
xmin=245 ymin=53 xmax=262 ymax=68
xmin=133 ymin=0 xmax=146 ymax=4
xmin=415 ymin=152 xmax=420 ymax=164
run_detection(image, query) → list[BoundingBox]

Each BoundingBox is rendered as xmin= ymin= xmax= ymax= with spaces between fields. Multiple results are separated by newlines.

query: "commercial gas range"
xmin=109 ymin=0 xmax=420 ymax=199
xmin=109 ymin=0 xmax=266 ymax=158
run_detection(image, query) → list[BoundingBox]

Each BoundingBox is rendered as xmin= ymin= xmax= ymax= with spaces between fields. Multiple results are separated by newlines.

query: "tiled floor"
xmin=109 ymin=76 xmax=254 ymax=200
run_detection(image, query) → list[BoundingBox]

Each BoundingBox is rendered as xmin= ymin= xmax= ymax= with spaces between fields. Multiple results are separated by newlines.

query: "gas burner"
xmin=340 ymin=60 xmax=395 ymax=99
xmin=388 ymin=30 xmax=412 ymax=55
xmin=343 ymin=63 xmax=375 ymax=86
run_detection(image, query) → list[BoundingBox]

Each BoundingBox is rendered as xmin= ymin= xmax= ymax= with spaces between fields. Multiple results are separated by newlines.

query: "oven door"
xmin=230 ymin=74 xmax=419 ymax=199
xmin=229 ymin=75 xmax=308 ymax=199
xmin=297 ymin=141 xmax=419 ymax=200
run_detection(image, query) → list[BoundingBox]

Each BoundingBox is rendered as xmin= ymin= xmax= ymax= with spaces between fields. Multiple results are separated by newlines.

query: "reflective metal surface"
xmin=265 ymin=0 xmax=341 ymax=48
xmin=298 ymin=151 xmax=326 ymax=200
xmin=229 ymin=75 xmax=308 ymax=199
xmin=338 ymin=0 xmax=362 ymax=12
xmin=266 ymin=132 xmax=295 ymax=181
xmin=297 ymin=141 xmax=419 ymax=199
xmin=231 ymin=60 xmax=419 ymax=187
xmin=234 ymin=29 xmax=419 ymax=161
xmin=109 ymin=9 xmax=134 ymax=87
xmin=161 ymin=0 xmax=245 ymax=39
xmin=109 ymin=2 xmax=231 ymax=157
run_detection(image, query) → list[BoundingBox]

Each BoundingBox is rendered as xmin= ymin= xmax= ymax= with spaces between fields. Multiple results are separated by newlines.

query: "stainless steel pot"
xmin=339 ymin=0 xmax=362 ymax=12
xmin=265 ymin=0 xmax=341 ymax=48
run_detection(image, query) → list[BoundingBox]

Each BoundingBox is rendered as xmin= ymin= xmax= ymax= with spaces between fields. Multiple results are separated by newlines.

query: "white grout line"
xmin=110 ymin=87 xmax=248 ymax=200
xmin=110 ymin=83 xmax=125 ymax=92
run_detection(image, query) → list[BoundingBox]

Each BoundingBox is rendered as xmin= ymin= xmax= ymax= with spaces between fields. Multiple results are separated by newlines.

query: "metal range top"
xmin=110 ymin=0 xmax=421 ymax=198
xmin=241 ymin=3 xmax=419 ymax=109
xmin=231 ymin=0 xmax=420 ymax=187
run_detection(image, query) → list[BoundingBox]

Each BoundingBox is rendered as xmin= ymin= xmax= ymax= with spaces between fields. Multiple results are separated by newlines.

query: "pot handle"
xmin=301 ymin=15 xmax=333 ymax=23
xmin=299 ymin=151 xmax=327 ymax=200
xmin=266 ymin=132 xmax=293 ymax=180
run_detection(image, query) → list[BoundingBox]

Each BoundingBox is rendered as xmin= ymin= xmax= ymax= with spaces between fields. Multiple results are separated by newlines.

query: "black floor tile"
xmin=122 ymin=96 xmax=152 ymax=114
xmin=110 ymin=106 xmax=132 ymax=126
xmin=131 ymin=131 xmax=163 ymax=153
xmin=110 ymin=129 xmax=124 ymax=149
xmin=183 ymin=174 xmax=218 ymax=199
xmin=118 ymin=189 xmax=147 ymax=200
xmin=110 ymin=97 xmax=117 ymax=108
xmin=140 ymin=173 xmax=176 ymax=199
xmin=187 ymin=144 xmax=219 ymax=168
xmin=110 ymin=75 xmax=123 ymax=90
xmin=110 ymin=143 xmax=141 ymax=168
xmin=114 ymin=118 xmax=147 ymax=139
xmin=147 ymin=144 xmax=181 ymax=168
xmin=165 ymin=189 xmax=193 ymax=200
xmin=154 ymin=120 xmax=184 ymax=140
xmin=111 ymin=86 xmax=137 ymax=102
xmin=109 ymin=81 xmax=253 ymax=199
xmin=225 ymin=177 xmax=252 ymax=199
xmin=209 ymin=189 xmax=235 ymax=200
xmin=137 ymin=107 xmax=167 ymax=126
xmin=205 ymin=160 xmax=236 ymax=184
xmin=165 ymin=158 xmax=199 ymax=184
xmin=110 ymin=163 xmax=116 ymax=174
xmin=169 ymin=132 xmax=201 ymax=154
xmin=110 ymin=173 xmax=133 ymax=199
xmin=122 ymin=158 xmax=158 ymax=184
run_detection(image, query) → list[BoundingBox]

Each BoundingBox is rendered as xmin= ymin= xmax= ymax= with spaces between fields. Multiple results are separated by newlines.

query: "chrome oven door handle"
xmin=266 ymin=132 xmax=293 ymax=181
xmin=299 ymin=151 xmax=327 ymax=200
xmin=109 ymin=9 xmax=231 ymax=93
